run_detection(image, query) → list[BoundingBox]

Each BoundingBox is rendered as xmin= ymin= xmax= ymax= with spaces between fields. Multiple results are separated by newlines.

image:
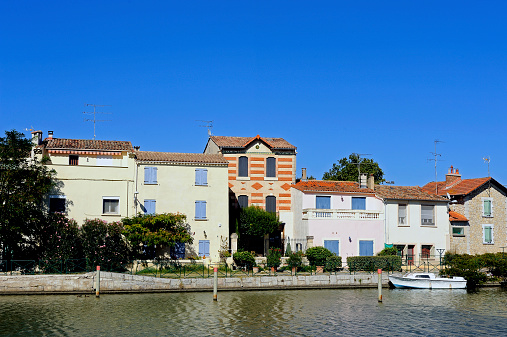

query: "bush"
xmin=287 ymin=252 xmax=303 ymax=270
xmin=325 ymin=255 xmax=342 ymax=272
xmin=376 ymin=247 xmax=398 ymax=256
xmin=305 ymin=246 xmax=334 ymax=266
xmin=266 ymin=248 xmax=282 ymax=268
xmin=233 ymin=250 xmax=256 ymax=270
xmin=347 ymin=256 xmax=402 ymax=272
xmin=441 ymin=253 xmax=488 ymax=288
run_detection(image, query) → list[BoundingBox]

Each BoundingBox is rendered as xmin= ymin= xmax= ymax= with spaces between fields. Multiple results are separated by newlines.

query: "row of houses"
xmin=30 ymin=130 xmax=507 ymax=262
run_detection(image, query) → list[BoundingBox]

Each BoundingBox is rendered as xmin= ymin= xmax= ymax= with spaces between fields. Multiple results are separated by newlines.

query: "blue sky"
xmin=1 ymin=1 xmax=506 ymax=186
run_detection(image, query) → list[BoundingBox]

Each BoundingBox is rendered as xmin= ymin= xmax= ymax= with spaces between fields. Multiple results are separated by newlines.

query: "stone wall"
xmin=0 ymin=272 xmax=389 ymax=294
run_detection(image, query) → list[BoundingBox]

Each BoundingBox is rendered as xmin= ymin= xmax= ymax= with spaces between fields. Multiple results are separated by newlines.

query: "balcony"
xmin=302 ymin=208 xmax=382 ymax=220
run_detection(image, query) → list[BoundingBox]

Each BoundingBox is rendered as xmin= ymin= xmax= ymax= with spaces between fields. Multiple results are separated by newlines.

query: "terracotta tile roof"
xmin=422 ymin=177 xmax=492 ymax=196
xmin=136 ymin=151 xmax=228 ymax=165
xmin=45 ymin=138 xmax=133 ymax=151
xmin=375 ymin=185 xmax=448 ymax=202
xmin=210 ymin=135 xmax=296 ymax=150
xmin=449 ymin=211 xmax=468 ymax=222
xmin=292 ymin=180 xmax=374 ymax=193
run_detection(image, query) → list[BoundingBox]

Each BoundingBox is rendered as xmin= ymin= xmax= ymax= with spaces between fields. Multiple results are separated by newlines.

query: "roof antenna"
xmin=427 ymin=140 xmax=443 ymax=194
xmin=483 ymin=156 xmax=490 ymax=177
xmin=351 ymin=153 xmax=371 ymax=186
xmin=196 ymin=120 xmax=213 ymax=137
xmin=83 ymin=103 xmax=112 ymax=140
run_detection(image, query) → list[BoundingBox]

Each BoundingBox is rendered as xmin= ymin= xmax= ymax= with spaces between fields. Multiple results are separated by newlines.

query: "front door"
xmin=407 ymin=245 xmax=415 ymax=265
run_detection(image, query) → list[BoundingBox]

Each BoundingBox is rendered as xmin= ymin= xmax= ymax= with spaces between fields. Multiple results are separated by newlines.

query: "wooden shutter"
xmin=144 ymin=167 xmax=151 ymax=184
xmin=195 ymin=169 xmax=201 ymax=185
xmin=324 ymin=240 xmax=339 ymax=255
xmin=316 ymin=196 xmax=331 ymax=209
xmin=352 ymin=197 xmax=366 ymax=210
xmin=202 ymin=169 xmax=207 ymax=185
xmin=359 ymin=241 xmax=374 ymax=256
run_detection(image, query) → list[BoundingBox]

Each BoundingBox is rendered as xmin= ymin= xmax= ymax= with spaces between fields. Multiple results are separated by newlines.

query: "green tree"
xmin=0 ymin=130 xmax=57 ymax=260
xmin=238 ymin=206 xmax=281 ymax=237
xmin=322 ymin=153 xmax=385 ymax=184
xmin=122 ymin=213 xmax=193 ymax=259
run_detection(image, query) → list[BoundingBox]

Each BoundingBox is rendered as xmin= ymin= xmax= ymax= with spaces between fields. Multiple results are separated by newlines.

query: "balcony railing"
xmin=302 ymin=209 xmax=382 ymax=220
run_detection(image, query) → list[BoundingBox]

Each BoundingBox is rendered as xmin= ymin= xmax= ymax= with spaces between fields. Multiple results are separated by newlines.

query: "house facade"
xmin=375 ymin=185 xmax=449 ymax=264
xmin=291 ymin=179 xmax=384 ymax=258
xmin=204 ymin=135 xmax=297 ymax=247
xmin=422 ymin=166 xmax=507 ymax=255
xmin=134 ymin=151 xmax=229 ymax=260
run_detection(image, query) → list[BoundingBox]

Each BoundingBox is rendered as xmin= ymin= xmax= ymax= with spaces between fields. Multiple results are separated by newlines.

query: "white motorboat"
xmin=389 ymin=272 xmax=467 ymax=289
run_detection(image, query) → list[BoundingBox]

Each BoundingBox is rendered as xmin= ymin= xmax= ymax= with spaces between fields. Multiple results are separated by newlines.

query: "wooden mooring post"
xmin=378 ymin=269 xmax=382 ymax=303
xmin=213 ymin=267 xmax=218 ymax=301
xmin=96 ymin=266 xmax=100 ymax=298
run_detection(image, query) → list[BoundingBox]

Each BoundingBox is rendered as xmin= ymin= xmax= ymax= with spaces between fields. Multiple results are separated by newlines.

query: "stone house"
xmin=291 ymin=178 xmax=384 ymax=258
xmin=374 ymin=185 xmax=449 ymax=264
xmin=204 ymin=135 xmax=296 ymax=251
xmin=422 ymin=166 xmax=507 ymax=255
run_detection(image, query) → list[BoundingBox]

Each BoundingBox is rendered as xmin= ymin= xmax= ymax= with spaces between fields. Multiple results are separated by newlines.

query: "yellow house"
xmin=134 ymin=151 xmax=230 ymax=260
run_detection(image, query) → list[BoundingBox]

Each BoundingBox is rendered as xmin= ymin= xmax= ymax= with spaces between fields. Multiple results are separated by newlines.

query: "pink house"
xmin=290 ymin=179 xmax=384 ymax=258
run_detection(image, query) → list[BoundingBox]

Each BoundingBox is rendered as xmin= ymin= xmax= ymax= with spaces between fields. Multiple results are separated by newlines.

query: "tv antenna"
xmin=427 ymin=140 xmax=443 ymax=194
xmin=351 ymin=153 xmax=372 ymax=185
xmin=483 ymin=156 xmax=490 ymax=177
xmin=83 ymin=104 xmax=112 ymax=140
xmin=196 ymin=120 xmax=213 ymax=137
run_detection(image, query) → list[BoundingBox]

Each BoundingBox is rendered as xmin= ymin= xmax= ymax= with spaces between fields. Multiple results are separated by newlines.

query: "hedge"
xmin=347 ymin=255 xmax=402 ymax=272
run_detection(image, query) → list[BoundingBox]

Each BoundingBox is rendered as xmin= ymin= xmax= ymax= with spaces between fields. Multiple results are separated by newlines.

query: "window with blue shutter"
xmin=143 ymin=200 xmax=156 ymax=215
xmin=238 ymin=156 xmax=248 ymax=177
xmin=351 ymin=197 xmax=366 ymax=210
xmin=316 ymin=196 xmax=331 ymax=209
xmin=195 ymin=200 xmax=207 ymax=219
xmin=195 ymin=169 xmax=208 ymax=186
xmin=324 ymin=240 xmax=339 ymax=256
xmin=359 ymin=240 xmax=374 ymax=256
xmin=266 ymin=157 xmax=276 ymax=177
xmin=144 ymin=167 xmax=157 ymax=184
xmin=199 ymin=240 xmax=210 ymax=257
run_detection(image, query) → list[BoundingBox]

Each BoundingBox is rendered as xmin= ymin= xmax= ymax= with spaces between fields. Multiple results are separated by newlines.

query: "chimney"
xmin=48 ymin=131 xmax=53 ymax=139
xmin=31 ymin=130 xmax=43 ymax=146
xmin=301 ymin=168 xmax=307 ymax=181
xmin=445 ymin=165 xmax=461 ymax=186
xmin=360 ymin=173 xmax=367 ymax=189
xmin=367 ymin=174 xmax=375 ymax=190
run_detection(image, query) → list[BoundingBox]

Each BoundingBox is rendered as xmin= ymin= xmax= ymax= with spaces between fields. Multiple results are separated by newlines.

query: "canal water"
xmin=0 ymin=288 xmax=506 ymax=336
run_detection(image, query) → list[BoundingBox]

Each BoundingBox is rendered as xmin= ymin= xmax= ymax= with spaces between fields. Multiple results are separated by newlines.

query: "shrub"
xmin=305 ymin=246 xmax=334 ymax=266
xmin=441 ymin=253 xmax=488 ymax=288
xmin=347 ymin=256 xmax=402 ymax=272
xmin=266 ymin=248 xmax=282 ymax=268
xmin=287 ymin=252 xmax=303 ymax=270
xmin=325 ymin=255 xmax=342 ymax=272
xmin=233 ymin=250 xmax=256 ymax=270
xmin=376 ymin=247 xmax=398 ymax=256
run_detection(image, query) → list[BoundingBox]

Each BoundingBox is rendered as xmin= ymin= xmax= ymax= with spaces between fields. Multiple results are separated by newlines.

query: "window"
xmin=238 ymin=156 xmax=248 ymax=177
xmin=97 ymin=155 xmax=113 ymax=166
xmin=266 ymin=196 xmax=276 ymax=213
xmin=482 ymin=198 xmax=493 ymax=217
xmin=421 ymin=205 xmax=434 ymax=226
xmin=195 ymin=200 xmax=207 ymax=220
xmin=199 ymin=240 xmax=210 ymax=257
xmin=195 ymin=169 xmax=208 ymax=186
xmin=398 ymin=204 xmax=407 ymax=226
xmin=49 ymin=196 xmax=66 ymax=213
xmin=421 ymin=245 xmax=432 ymax=259
xmin=482 ymin=224 xmax=494 ymax=244
xmin=266 ymin=157 xmax=276 ymax=177
xmin=143 ymin=199 xmax=156 ymax=215
xmin=238 ymin=195 xmax=248 ymax=208
xmin=103 ymin=197 xmax=119 ymax=214
xmin=452 ymin=227 xmax=465 ymax=236
xmin=316 ymin=196 xmax=331 ymax=209
xmin=351 ymin=197 xmax=366 ymax=210
xmin=144 ymin=167 xmax=157 ymax=184
xmin=69 ymin=155 xmax=79 ymax=166
xmin=324 ymin=240 xmax=340 ymax=256
xmin=359 ymin=240 xmax=374 ymax=256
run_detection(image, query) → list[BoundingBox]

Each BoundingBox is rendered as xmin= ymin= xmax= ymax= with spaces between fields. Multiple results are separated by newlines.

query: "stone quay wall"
xmin=0 ymin=272 xmax=389 ymax=295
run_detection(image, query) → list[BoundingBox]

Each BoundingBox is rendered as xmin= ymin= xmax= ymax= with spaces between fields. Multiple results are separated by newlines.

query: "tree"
xmin=322 ymin=153 xmax=385 ymax=184
xmin=238 ymin=206 xmax=281 ymax=237
xmin=0 ymin=130 xmax=57 ymax=260
xmin=122 ymin=213 xmax=193 ymax=259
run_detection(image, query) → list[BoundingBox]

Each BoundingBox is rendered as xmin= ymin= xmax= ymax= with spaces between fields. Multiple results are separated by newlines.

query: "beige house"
xmin=423 ymin=166 xmax=507 ymax=255
xmin=134 ymin=151 xmax=229 ymax=260
xmin=204 ymin=135 xmax=297 ymax=250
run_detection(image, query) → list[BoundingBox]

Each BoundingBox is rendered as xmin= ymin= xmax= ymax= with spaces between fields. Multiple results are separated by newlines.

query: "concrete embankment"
xmin=0 ymin=272 xmax=390 ymax=295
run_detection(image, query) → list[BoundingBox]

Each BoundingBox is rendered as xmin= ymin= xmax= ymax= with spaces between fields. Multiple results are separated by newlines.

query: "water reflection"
xmin=0 ymin=288 xmax=506 ymax=336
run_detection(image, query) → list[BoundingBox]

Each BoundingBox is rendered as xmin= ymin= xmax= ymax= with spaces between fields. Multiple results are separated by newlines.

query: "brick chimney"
xmin=301 ymin=168 xmax=307 ymax=181
xmin=47 ymin=131 xmax=53 ymax=139
xmin=445 ymin=165 xmax=461 ymax=186
xmin=367 ymin=174 xmax=375 ymax=190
